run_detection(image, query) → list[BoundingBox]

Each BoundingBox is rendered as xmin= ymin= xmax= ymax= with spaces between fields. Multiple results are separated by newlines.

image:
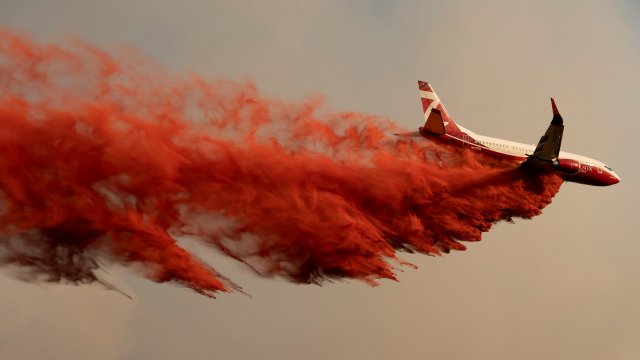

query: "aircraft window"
xmin=604 ymin=165 xmax=613 ymax=171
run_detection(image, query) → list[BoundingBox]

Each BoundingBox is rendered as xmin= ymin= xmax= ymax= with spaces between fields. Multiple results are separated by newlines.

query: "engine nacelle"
xmin=553 ymin=158 xmax=580 ymax=175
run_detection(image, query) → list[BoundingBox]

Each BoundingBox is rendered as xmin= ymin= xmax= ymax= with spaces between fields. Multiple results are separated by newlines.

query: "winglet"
xmin=551 ymin=98 xmax=563 ymax=125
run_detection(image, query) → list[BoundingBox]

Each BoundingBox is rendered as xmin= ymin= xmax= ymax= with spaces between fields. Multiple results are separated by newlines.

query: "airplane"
xmin=397 ymin=81 xmax=620 ymax=186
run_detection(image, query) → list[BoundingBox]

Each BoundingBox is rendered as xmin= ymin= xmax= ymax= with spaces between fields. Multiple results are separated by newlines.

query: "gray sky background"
xmin=0 ymin=1 xmax=639 ymax=359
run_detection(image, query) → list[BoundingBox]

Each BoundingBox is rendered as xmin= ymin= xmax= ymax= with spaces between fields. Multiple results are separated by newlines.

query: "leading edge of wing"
xmin=521 ymin=98 xmax=565 ymax=171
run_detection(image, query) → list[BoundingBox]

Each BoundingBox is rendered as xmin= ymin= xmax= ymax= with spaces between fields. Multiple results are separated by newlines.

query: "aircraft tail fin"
xmin=418 ymin=81 xmax=459 ymax=135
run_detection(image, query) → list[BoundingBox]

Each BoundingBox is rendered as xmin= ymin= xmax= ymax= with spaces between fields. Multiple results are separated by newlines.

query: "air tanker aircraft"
xmin=398 ymin=81 xmax=620 ymax=186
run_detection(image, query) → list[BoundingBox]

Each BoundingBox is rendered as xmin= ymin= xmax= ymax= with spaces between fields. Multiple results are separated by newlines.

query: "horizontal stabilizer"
xmin=394 ymin=131 xmax=423 ymax=137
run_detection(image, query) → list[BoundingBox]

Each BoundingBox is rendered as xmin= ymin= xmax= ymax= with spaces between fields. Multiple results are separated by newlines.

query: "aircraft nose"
xmin=609 ymin=172 xmax=621 ymax=185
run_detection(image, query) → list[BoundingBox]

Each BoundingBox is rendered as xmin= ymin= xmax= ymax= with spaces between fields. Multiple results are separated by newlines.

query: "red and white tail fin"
xmin=418 ymin=81 xmax=460 ymax=134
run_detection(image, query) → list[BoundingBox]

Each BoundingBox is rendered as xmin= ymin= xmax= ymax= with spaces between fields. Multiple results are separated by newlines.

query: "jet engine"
xmin=552 ymin=158 xmax=580 ymax=175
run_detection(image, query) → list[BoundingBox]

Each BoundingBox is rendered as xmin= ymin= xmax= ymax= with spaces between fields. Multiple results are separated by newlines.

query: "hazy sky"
xmin=1 ymin=1 xmax=639 ymax=359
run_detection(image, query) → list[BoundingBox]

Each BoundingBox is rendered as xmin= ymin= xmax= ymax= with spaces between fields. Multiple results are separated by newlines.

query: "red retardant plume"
xmin=0 ymin=30 xmax=563 ymax=297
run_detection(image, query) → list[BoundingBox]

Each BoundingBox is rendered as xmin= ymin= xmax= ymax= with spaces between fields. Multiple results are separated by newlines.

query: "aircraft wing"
xmin=522 ymin=98 xmax=565 ymax=170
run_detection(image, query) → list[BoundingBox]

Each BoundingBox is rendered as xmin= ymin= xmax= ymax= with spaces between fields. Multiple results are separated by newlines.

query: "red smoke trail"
xmin=0 ymin=30 xmax=562 ymax=297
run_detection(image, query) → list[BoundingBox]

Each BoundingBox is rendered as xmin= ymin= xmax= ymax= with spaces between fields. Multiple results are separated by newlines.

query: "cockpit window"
xmin=604 ymin=165 xmax=613 ymax=171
